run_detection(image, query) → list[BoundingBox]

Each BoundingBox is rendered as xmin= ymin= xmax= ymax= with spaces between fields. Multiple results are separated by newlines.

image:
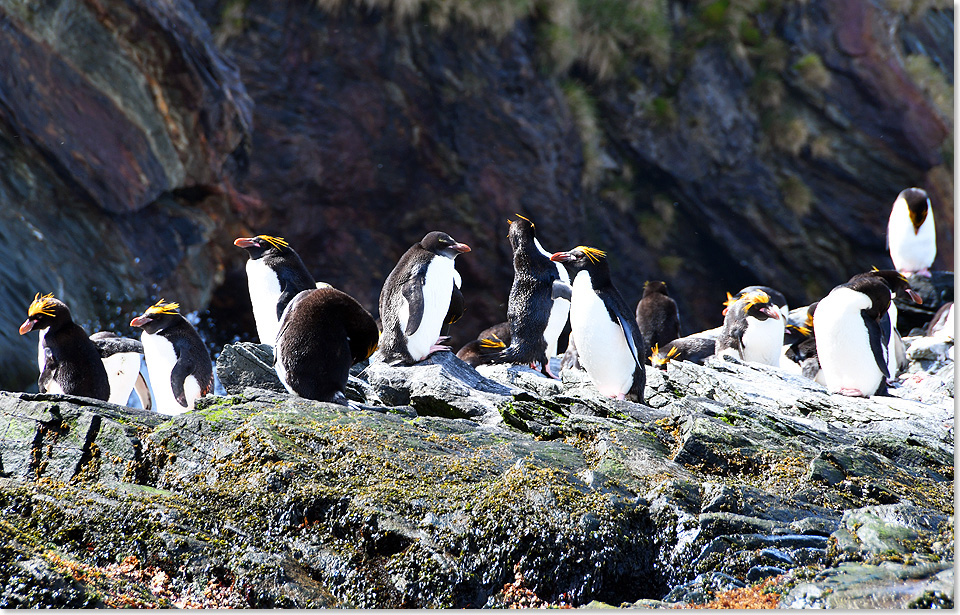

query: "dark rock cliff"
xmin=0 ymin=0 xmax=952 ymax=388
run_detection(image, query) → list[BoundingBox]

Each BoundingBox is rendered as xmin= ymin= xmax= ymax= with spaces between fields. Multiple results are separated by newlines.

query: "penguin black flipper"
xmin=864 ymin=311 xmax=889 ymax=382
xmin=716 ymin=319 xmax=747 ymax=360
xmin=597 ymin=287 xmax=645 ymax=372
xmin=134 ymin=371 xmax=152 ymax=411
xmin=441 ymin=284 xmax=465 ymax=337
xmin=170 ymin=358 xmax=197 ymax=408
xmin=39 ymin=348 xmax=57 ymax=393
xmin=552 ymin=280 xmax=572 ymax=301
xmin=400 ymin=267 xmax=428 ymax=337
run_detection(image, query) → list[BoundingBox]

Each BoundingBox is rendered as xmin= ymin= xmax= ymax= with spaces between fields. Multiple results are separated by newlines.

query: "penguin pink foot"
xmin=915 ymin=268 xmax=932 ymax=278
xmin=837 ymin=388 xmax=866 ymax=397
xmin=427 ymin=336 xmax=452 ymax=355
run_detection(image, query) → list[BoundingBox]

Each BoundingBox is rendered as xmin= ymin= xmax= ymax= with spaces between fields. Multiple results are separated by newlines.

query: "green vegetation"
xmin=779 ymin=174 xmax=812 ymax=216
xmin=904 ymin=54 xmax=953 ymax=126
xmin=793 ymin=53 xmax=831 ymax=90
xmin=561 ymin=80 xmax=605 ymax=188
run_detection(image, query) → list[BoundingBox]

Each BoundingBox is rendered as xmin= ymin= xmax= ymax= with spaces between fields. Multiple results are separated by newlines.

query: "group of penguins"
xmin=18 ymin=187 xmax=951 ymax=414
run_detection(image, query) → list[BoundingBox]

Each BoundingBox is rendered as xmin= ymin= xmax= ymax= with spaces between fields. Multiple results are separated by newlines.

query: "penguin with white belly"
xmin=19 ymin=293 xmax=110 ymax=400
xmin=130 ymin=300 xmax=213 ymax=414
xmin=498 ymin=215 xmax=571 ymax=376
xmin=234 ymin=235 xmax=317 ymax=345
xmin=550 ymin=246 xmax=645 ymax=402
xmin=814 ymin=270 xmax=921 ymax=397
xmin=90 ymin=331 xmax=152 ymax=410
xmin=887 ymin=187 xmax=936 ymax=277
xmin=715 ymin=289 xmax=783 ymax=366
xmin=375 ymin=231 xmax=471 ymax=365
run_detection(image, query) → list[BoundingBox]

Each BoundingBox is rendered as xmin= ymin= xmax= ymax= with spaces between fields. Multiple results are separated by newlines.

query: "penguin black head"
xmin=898 ymin=188 xmax=930 ymax=231
xmin=723 ymin=285 xmax=787 ymax=317
xmin=130 ymin=300 xmax=185 ymax=335
xmin=234 ymin=235 xmax=294 ymax=260
xmin=19 ymin=293 xmax=72 ymax=335
xmin=420 ymin=231 xmax=471 ymax=259
xmin=506 ymin=214 xmax=536 ymax=249
xmin=550 ymin=246 xmax=607 ymax=270
xmin=850 ymin=269 xmax=923 ymax=305
xmin=643 ymin=280 xmax=669 ymax=298
xmin=739 ymin=290 xmax=781 ymax=322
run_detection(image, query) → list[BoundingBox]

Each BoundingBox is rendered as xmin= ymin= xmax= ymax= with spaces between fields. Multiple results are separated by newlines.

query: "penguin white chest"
xmin=741 ymin=315 xmax=784 ymax=366
xmin=101 ymin=352 xmax=142 ymax=406
xmin=814 ymin=287 xmax=884 ymax=395
xmin=246 ymin=258 xmax=283 ymax=345
xmin=36 ymin=330 xmax=64 ymax=394
xmin=888 ymin=202 xmax=936 ymax=273
xmin=142 ymin=332 xmax=198 ymax=415
xmin=402 ymin=257 xmax=454 ymax=362
xmin=569 ymin=272 xmax=635 ymax=397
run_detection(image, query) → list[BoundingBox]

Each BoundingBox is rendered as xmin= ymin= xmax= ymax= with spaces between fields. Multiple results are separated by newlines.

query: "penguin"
xmin=498 ymin=215 xmax=571 ymax=376
xmin=814 ymin=270 xmax=921 ymax=397
xmin=879 ymin=299 xmax=907 ymax=378
xmin=715 ymin=289 xmax=784 ymax=366
xmin=130 ymin=300 xmax=213 ymax=414
xmin=455 ymin=321 xmax=511 ymax=367
xmin=440 ymin=270 xmax=465 ymax=338
xmin=782 ymin=304 xmax=824 ymax=383
xmin=234 ymin=235 xmax=316 ymax=345
xmin=550 ymin=246 xmax=645 ymax=402
xmin=376 ymin=231 xmax=471 ymax=365
xmin=274 ymin=287 xmax=379 ymax=404
xmin=90 ymin=331 xmax=152 ymax=410
xmin=635 ymin=280 xmax=681 ymax=358
xmin=649 ymin=336 xmax=715 ymax=369
xmin=18 ymin=293 xmax=110 ymax=401
xmin=887 ymin=187 xmax=936 ymax=277
xmin=724 ymin=285 xmax=789 ymax=322
xmin=927 ymin=301 xmax=954 ymax=341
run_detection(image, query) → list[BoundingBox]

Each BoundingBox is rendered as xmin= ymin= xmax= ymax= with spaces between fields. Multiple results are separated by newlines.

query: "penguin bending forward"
xmin=234 ymin=235 xmax=316 ymax=345
xmin=90 ymin=331 xmax=152 ymax=410
xmin=650 ymin=336 xmax=715 ymax=369
xmin=456 ymin=321 xmax=511 ymax=367
xmin=724 ymin=285 xmax=789 ymax=321
xmin=551 ymin=246 xmax=645 ymax=402
xmin=498 ymin=215 xmax=571 ymax=376
xmin=275 ymin=287 xmax=379 ymax=404
xmin=715 ymin=289 xmax=783 ymax=366
xmin=19 ymin=293 xmax=110 ymax=401
xmin=887 ymin=188 xmax=936 ymax=277
xmin=814 ymin=270 xmax=921 ymax=397
xmin=130 ymin=300 xmax=213 ymax=414
xmin=376 ymin=231 xmax=471 ymax=365
xmin=635 ymin=280 xmax=681 ymax=359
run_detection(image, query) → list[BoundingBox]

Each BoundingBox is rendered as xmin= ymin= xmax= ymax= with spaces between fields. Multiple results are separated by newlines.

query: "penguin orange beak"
xmin=452 ymin=243 xmax=471 ymax=254
xmin=550 ymin=252 xmax=575 ymax=263
xmin=234 ymin=237 xmax=257 ymax=249
xmin=905 ymin=289 xmax=922 ymax=304
xmin=760 ymin=307 xmax=780 ymax=319
xmin=18 ymin=319 xmax=34 ymax=335
xmin=130 ymin=315 xmax=151 ymax=328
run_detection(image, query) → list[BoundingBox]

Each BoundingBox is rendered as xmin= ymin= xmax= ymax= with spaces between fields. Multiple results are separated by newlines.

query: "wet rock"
xmin=830 ymin=503 xmax=950 ymax=563
xmin=215 ymin=342 xmax=285 ymax=394
xmin=780 ymin=561 xmax=953 ymax=609
xmin=662 ymin=571 xmax=746 ymax=605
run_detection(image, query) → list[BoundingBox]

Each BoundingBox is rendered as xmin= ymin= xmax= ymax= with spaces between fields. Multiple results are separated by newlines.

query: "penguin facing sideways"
xmin=90 ymin=331 xmax=152 ymax=410
xmin=234 ymin=235 xmax=317 ymax=345
xmin=636 ymin=280 xmax=680 ymax=359
xmin=715 ymin=289 xmax=784 ymax=366
xmin=455 ymin=321 xmax=511 ymax=367
xmin=376 ymin=231 xmax=471 ymax=365
xmin=498 ymin=215 xmax=571 ymax=376
xmin=274 ymin=287 xmax=379 ymax=404
xmin=724 ymin=285 xmax=789 ymax=322
xmin=18 ymin=293 xmax=110 ymax=401
xmin=130 ymin=300 xmax=213 ymax=414
xmin=550 ymin=246 xmax=645 ymax=402
xmin=814 ymin=270 xmax=921 ymax=397
xmin=649 ymin=336 xmax=715 ymax=369
xmin=887 ymin=187 xmax=936 ymax=277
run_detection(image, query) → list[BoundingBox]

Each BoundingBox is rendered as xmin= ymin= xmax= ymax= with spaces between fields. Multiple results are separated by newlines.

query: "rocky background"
xmin=0 ymin=0 xmax=953 ymax=391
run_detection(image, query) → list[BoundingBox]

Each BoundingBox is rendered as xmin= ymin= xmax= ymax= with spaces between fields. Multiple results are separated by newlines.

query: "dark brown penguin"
xmin=635 ymin=280 xmax=680 ymax=359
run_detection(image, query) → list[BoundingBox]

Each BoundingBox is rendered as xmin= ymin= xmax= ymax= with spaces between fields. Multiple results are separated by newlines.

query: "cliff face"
xmin=0 ymin=0 xmax=952 ymax=387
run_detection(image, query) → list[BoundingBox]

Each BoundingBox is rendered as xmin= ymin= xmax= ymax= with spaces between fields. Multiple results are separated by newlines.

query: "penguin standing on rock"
xmin=635 ymin=280 xmax=680 ymax=358
xmin=19 ymin=293 xmax=110 ymax=400
xmin=234 ymin=235 xmax=317 ymax=345
xmin=649 ymin=336 xmax=715 ymax=368
xmin=376 ymin=231 xmax=471 ymax=365
xmin=715 ymin=289 xmax=783 ymax=366
xmin=814 ymin=270 xmax=921 ymax=397
xmin=887 ymin=187 xmax=936 ymax=277
xmin=274 ymin=287 xmax=379 ymax=404
xmin=130 ymin=300 xmax=213 ymax=414
xmin=498 ymin=215 xmax=571 ymax=376
xmin=551 ymin=246 xmax=645 ymax=402
xmin=90 ymin=331 xmax=152 ymax=409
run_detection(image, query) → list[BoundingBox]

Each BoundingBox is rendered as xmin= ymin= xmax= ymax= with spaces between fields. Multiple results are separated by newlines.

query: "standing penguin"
xmin=715 ymin=289 xmax=783 ymax=366
xmin=90 ymin=331 xmax=152 ymax=410
xmin=635 ymin=280 xmax=680 ymax=358
xmin=887 ymin=187 xmax=936 ymax=276
xmin=550 ymin=246 xmax=645 ymax=402
xmin=724 ymin=285 xmax=789 ymax=322
xmin=376 ymin=231 xmax=471 ymax=365
xmin=18 ymin=293 xmax=110 ymax=401
xmin=274 ymin=287 xmax=379 ymax=404
xmin=498 ymin=215 xmax=571 ymax=376
xmin=234 ymin=235 xmax=317 ymax=345
xmin=814 ymin=270 xmax=921 ymax=397
xmin=130 ymin=300 xmax=213 ymax=414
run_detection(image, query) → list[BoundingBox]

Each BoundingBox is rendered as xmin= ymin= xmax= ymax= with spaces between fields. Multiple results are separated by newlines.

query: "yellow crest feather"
xmin=574 ymin=246 xmax=606 ymax=263
xmin=742 ymin=290 xmax=770 ymax=310
xmin=514 ymin=214 xmax=534 ymax=227
xmin=145 ymin=299 xmax=181 ymax=315
xmin=28 ymin=293 xmax=57 ymax=318
xmin=257 ymin=235 xmax=290 ymax=250
xmin=723 ymin=292 xmax=735 ymax=307
xmin=479 ymin=335 xmax=506 ymax=349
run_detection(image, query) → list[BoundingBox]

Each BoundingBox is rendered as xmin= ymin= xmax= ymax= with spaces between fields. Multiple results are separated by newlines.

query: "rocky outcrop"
xmin=0 ymin=332 xmax=952 ymax=607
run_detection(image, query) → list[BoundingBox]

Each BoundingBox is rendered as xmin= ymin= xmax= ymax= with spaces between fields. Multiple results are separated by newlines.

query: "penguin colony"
xmin=17 ymin=186 xmax=942 ymax=412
